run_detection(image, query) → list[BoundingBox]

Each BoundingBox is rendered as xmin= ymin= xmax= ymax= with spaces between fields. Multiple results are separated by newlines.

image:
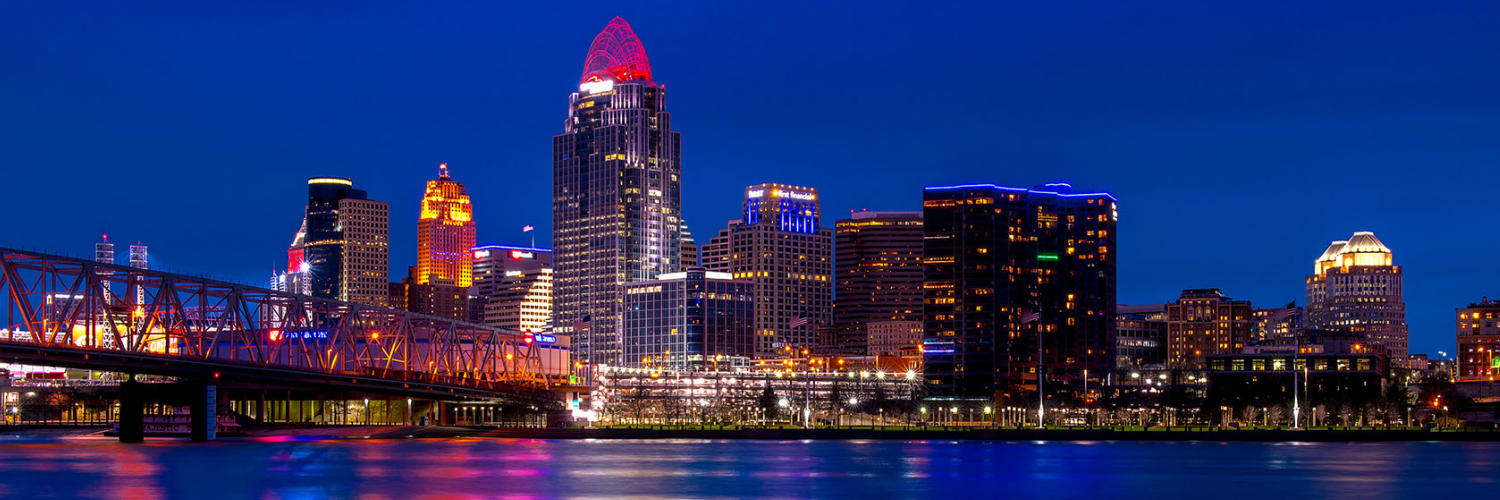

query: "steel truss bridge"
xmin=0 ymin=247 xmax=558 ymax=404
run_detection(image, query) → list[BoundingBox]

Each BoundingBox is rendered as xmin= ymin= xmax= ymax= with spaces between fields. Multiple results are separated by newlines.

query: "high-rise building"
xmin=704 ymin=184 xmax=833 ymax=357
xmin=922 ymin=183 xmax=1117 ymax=400
xmin=303 ymin=177 xmax=388 ymax=307
xmin=1166 ymin=289 xmax=1252 ymax=369
xmin=868 ymin=321 xmax=924 ymax=357
xmin=417 ymin=164 xmax=476 ymax=289
xmin=484 ymin=267 xmax=553 ymax=333
xmin=553 ymin=18 xmax=683 ymax=366
xmin=1305 ymin=232 xmax=1408 ymax=367
xmin=623 ymin=267 xmax=755 ymax=370
xmin=1116 ymin=304 xmax=1167 ymax=370
xmin=833 ymin=211 xmax=924 ymax=355
xmin=471 ymin=246 xmax=554 ymax=329
xmin=1456 ymin=298 xmax=1500 ymax=382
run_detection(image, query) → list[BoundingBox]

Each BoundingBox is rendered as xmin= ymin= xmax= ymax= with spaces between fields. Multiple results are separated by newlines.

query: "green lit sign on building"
xmin=1037 ymin=253 xmax=1059 ymax=262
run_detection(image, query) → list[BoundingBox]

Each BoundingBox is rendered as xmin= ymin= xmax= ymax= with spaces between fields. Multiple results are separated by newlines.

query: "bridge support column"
xmin=118 ymin=380 xmax=144 ymax=443
xmin=190 ymin=384 xmax=216 ymax=442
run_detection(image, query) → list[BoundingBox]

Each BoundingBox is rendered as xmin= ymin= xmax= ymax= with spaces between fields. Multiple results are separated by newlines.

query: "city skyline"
xmin=3 ymin=2 xmax=1498 ymax=357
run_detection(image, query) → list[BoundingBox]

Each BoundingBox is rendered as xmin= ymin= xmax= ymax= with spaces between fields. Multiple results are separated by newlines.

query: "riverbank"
xmin=4 ymin=424 xmax=1497 ymax=442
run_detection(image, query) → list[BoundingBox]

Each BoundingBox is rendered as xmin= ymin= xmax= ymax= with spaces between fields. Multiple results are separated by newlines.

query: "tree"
xmin=756 ymin=386 xmax=779 ymax=422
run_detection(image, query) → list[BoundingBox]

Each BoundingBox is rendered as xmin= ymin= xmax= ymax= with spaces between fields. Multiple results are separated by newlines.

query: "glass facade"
xmin=623 ymin=268 xmax=754 ymax=370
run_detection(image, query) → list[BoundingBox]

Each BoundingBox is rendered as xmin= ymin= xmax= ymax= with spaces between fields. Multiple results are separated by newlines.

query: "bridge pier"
xmin=118 ymin=379 xmax=144 ymax=443
xmin=189 ymin=383 xmax=216 ymax=442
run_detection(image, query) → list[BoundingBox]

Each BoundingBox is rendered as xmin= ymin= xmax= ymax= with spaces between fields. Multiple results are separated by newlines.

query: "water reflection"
xmin=0 ymin=438 xmax=1493 ymax=499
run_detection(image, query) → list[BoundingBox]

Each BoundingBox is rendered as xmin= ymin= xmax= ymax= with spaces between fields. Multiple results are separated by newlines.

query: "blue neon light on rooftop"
xmin=924 ymin=183 xmax=1116 ymax=201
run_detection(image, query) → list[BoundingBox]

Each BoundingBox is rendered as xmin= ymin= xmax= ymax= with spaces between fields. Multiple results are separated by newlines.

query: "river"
xmin=0 ymin=437 xmax=1493 ymax=499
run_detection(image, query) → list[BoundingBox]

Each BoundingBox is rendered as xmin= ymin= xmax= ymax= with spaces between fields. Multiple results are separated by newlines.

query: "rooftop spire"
xmin=580 ymin=17 xmax=652 ymax=84
xmin=439 ymin=163 xmax=449 ymax=179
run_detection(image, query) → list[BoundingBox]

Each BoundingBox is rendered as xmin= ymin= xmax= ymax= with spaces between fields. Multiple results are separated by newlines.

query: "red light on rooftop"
xmin=580 ymin=17 xmax=652 ymax=84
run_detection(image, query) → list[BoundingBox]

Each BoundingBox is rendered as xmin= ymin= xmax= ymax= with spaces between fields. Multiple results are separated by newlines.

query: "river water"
xmin=0 ymin=437 xmax=1493 ymax=499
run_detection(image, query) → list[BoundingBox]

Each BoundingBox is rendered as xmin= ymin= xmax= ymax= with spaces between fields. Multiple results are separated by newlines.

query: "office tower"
xmin=553 ymin=17 xmax=682 ymax=365
xmin=833 ymin=211 xmax=924 ymax=354
xmin=1252 ymin=304 xmax=1301 ymax=342
xmin=1116 ymin=304 xmax=1167 ymax=370
xmin=417 ymin=164 xmax=476 ymax=288
xmin=623 ymin=267 xmax=754 ymax=369
xmin=704 ymin=184 xmax=833 ymax=357
xmin=1305 ymin=232 xmax=1408 ymax=367
xmin=484 ymin=267 xmax=553 ymax=333
xmin=868 ymin=321 xmax=924 ymax=357
xmin=303 ymin=177 xmax=388 ymax=307
xmin=1456 ymin=298 xmax=1500 ymax=381
xmin=922 ymin=183 xmax=1117 ymax=400
xmin=680 ymin=223 xmax=699 ymax=267
xmin=471 ymin=246 xmax=553 ymax=327
xmin=1166 ymin=289 xmax=1252 ymax=369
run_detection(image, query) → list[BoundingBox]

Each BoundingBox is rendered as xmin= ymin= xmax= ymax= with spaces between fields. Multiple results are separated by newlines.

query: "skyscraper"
xmin=1305 ymin=232 xmax=1408 ymax=367
xmin=833 ymin=211 xmax=924 ymax=355
xmin=417 ymin=163 xmax=476 ymax=288
xmin=553 ymin=18 xmax=682 ymax=365
xmin=704 ymin=184 xmax=833 ymax=357
xmin=272 ymin=220 xmax=311 ymax=296
xmin=303 ymin=177 xmax=389 ymax=307
xmin=922 ymin=183 xmax=1117 ymax=400
xmin=471 ymin=245 xmax=555 ymax=332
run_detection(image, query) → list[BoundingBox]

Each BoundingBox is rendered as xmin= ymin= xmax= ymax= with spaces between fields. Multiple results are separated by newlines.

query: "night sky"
xmin=3 ymin=1 xmax=1497 ymax=357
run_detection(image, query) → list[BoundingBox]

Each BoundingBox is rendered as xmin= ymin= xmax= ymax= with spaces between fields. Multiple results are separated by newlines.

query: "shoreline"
xmin=3 ymin=424 xmax=1498 ymax=443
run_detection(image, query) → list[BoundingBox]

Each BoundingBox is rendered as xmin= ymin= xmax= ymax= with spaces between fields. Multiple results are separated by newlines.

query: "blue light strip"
xmin=923 ymin=183 xmax=1116 ymax=201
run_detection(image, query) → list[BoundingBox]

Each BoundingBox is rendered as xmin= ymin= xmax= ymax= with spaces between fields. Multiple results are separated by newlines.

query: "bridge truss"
xmin=0 ymin=247 xmax=552 ymax=396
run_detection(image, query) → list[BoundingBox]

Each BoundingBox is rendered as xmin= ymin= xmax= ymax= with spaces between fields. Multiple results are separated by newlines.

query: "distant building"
xmin=833 ymin=211 xmax=924 ymax=355
xmin=484 ymin=268 xmax=553 ymax=333
xmin=1207 ymin=333 xmax=1388 ymax=416
xmin=1305 ymin=232 xmax=1408 ymax=367
xmin=704 ymin=184 xmax=833 ymax=357
xmin=471 ymin=246 xmax=553 ymax=330
xmin=1116 ymin=304 xmax=1167 ymax=370
xmin=398 ymin=267 xmax=467 ymax=320
xmin=622 ymin=267 xmax=755 ymax=370
xmin=303 ymin=177 xmax=388 ymax=307
xmin=417 ymin=164 xmax=476 ymax=291
xmin=680 ymin=223 xmax=700 ymax=268
xmin=271 ymin=221 xmax=311 ymax=296
xmin=868 ymin=321 xmax=923 ymax=357
xmin=922 ymin=182 xmax=1117 ymax=400
xmin=1166 ymin=289 xmax=1251 ymax=369
xmin=1252 ymin=304 xmax=1301 ymax=342
xmin=1456 ymin=298 xmax=1500 ymax=382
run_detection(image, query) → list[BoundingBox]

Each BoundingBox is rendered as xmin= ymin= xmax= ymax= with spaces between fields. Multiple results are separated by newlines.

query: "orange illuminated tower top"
xmin=417 ymin=163 xmax=476 ymax=288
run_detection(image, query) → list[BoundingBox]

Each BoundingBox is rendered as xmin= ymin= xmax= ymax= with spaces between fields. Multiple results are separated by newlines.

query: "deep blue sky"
xmin=3 ymin=1 xmax=1497 ymax=356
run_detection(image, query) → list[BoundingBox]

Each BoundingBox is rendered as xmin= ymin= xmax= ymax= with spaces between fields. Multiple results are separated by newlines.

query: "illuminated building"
xmin=271 ymin=220 xmax=311 ymax=296
xmin=704 ymin=184 xmax=833 ymax=357
xmin=1116 ymin=304 xmax=1167 ymax=369
xmin=128 ymin=242 xmax=147 ymax=305
xmin=922 ymin=183 xmax=1116 ymax=399
xmin=553 ymin=17 xmax=683 ymax=365
xmin=833 ymin=211 xmax=924 ymax=355
xmin=1253 ymin=304 xmax=1301 ymax=342
xmin=417 ymin=164 xmax=475 ymax=289
xmin=1305 ymin=232 xmax=1408 ymax=367
xmin=1166 ymin=289 xmax=1251 ymax=369
xmin=471 ymin=245 xmax=553 ymax=328
xmin=303 ymin=177 xmax=388 ymax=307
xmin=1456 ymin=298 xmax=1500 ymax=382
xmin=623 ymin=267 xmax=754 ymax=370
xmin=867 ymin=321 xmax=923 ymax=357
